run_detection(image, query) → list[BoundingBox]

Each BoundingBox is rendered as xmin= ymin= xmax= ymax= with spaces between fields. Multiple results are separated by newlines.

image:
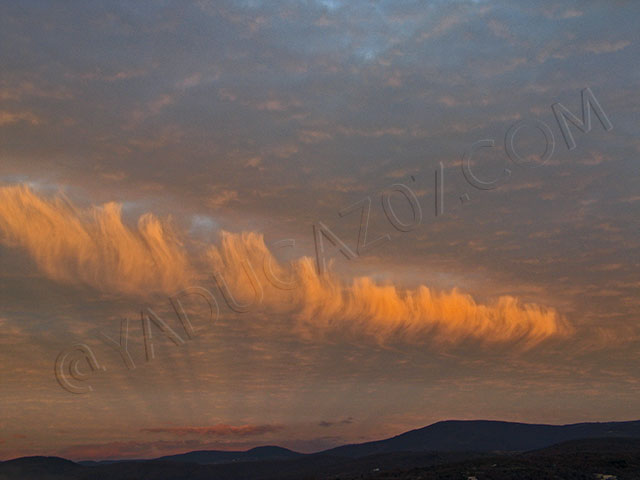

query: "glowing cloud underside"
xmin=0 ymin=185 xmax=572 ymax=347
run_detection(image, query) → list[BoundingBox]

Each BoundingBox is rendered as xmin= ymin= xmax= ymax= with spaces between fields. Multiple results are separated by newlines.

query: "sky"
xmin=0 ymin=0 xmax=639 ymax=461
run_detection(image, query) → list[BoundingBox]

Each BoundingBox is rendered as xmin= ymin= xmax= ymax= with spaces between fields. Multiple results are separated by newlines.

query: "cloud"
xmin=141 ymin=424 xmax=284 ymax=437
xmin=75 ymin=68 xmax=147 ymax=82
xmin=207 ymin=188 xmax=239 ymax=209
xmin=0 ymin=318 xmax=28 ymax=345
xmin=0 ymin=111 xmax=42 ymax=126
xmin=542 ymin=7 xmax=583 ymax=19
xmin=318 ymin=417 xmax=354 ymax=427
xmin=0 ymin=185 xmax=194 ymax=297
xmin=206 ymin=232 xmax=573 ymax=349
xmin=0 ymin=185 xmax=572 ymax=348
xmin=419 ymin=13 xmax=466 ymax=40
xmin=584 ymin=40 xmax=630 ymax=54
xmin=0 ymin=78 xmax=72 ymax=101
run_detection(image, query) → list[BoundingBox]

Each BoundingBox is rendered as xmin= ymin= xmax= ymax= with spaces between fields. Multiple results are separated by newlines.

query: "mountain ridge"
xmin=6 ymin=419 xmax=640 ymax=465
xmin=319 ymin=419 xmax=640 ymax=457
xmin=4 ymin=436 xmax=640 ymax=479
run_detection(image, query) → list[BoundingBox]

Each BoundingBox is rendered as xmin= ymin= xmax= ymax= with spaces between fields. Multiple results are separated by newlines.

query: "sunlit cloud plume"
xmin=0 ymin=185 xmax=194 ymax=297
xmin=207 ymin=232 xmax=573 ymax=349
xmin=0 ymin=185 xmax=572 ymax=347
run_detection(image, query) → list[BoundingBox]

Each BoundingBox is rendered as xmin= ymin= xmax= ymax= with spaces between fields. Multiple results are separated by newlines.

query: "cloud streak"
xmin=207 ymin=232 xmax=573 ymax=348
xmin=0 ymin=185 xmax=572 ymax=348
xmin=0 ymin=185 xmax=194 ymax=297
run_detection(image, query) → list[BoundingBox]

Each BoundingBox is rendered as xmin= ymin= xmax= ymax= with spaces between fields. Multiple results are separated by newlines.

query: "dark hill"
xmin=4 ymin=421 xmax=640 ymax=479
xmin=321 ymin=419 xmax=640 ymax=457
xmin=155 ymin=445 xmax=301 ymax=464
xmin=0 ymin=456 xmax=81 ymax=479
xmin=353 ymin=437 xmax=640 ymax=480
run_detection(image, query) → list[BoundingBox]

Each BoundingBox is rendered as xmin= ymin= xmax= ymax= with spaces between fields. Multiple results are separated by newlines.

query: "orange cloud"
xmin=0 ymin=185 xmax=193 ymax=296
xmin=0 ymin=185 xmax=572 ymax=347
xmin=206 ymin=232 xmax=573 ymax=349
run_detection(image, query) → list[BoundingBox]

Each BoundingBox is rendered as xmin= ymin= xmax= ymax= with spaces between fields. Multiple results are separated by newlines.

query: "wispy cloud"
xmin=0 ymin=185 xmax=194 ymax=297
xmin=0 ymin=185 xmax=571 ymax=348
xmin=207 ymin=232 xmax=573 ymax=348
xmin=318 ymin=417 xmax=353 ymax=428
xmin=584 ymin=40 xmax=631 ymax=54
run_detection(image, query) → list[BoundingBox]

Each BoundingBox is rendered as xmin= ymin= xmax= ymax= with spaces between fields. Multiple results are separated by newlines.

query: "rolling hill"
xmin=319 ymin=419 xmax=640 ymax=457
xmin=3 ymin=419 xmax=640 ymax=479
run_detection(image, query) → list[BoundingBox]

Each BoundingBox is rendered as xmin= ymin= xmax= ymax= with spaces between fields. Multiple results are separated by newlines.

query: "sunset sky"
xmin=1 ymin=0 xmax=639 ymax=461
